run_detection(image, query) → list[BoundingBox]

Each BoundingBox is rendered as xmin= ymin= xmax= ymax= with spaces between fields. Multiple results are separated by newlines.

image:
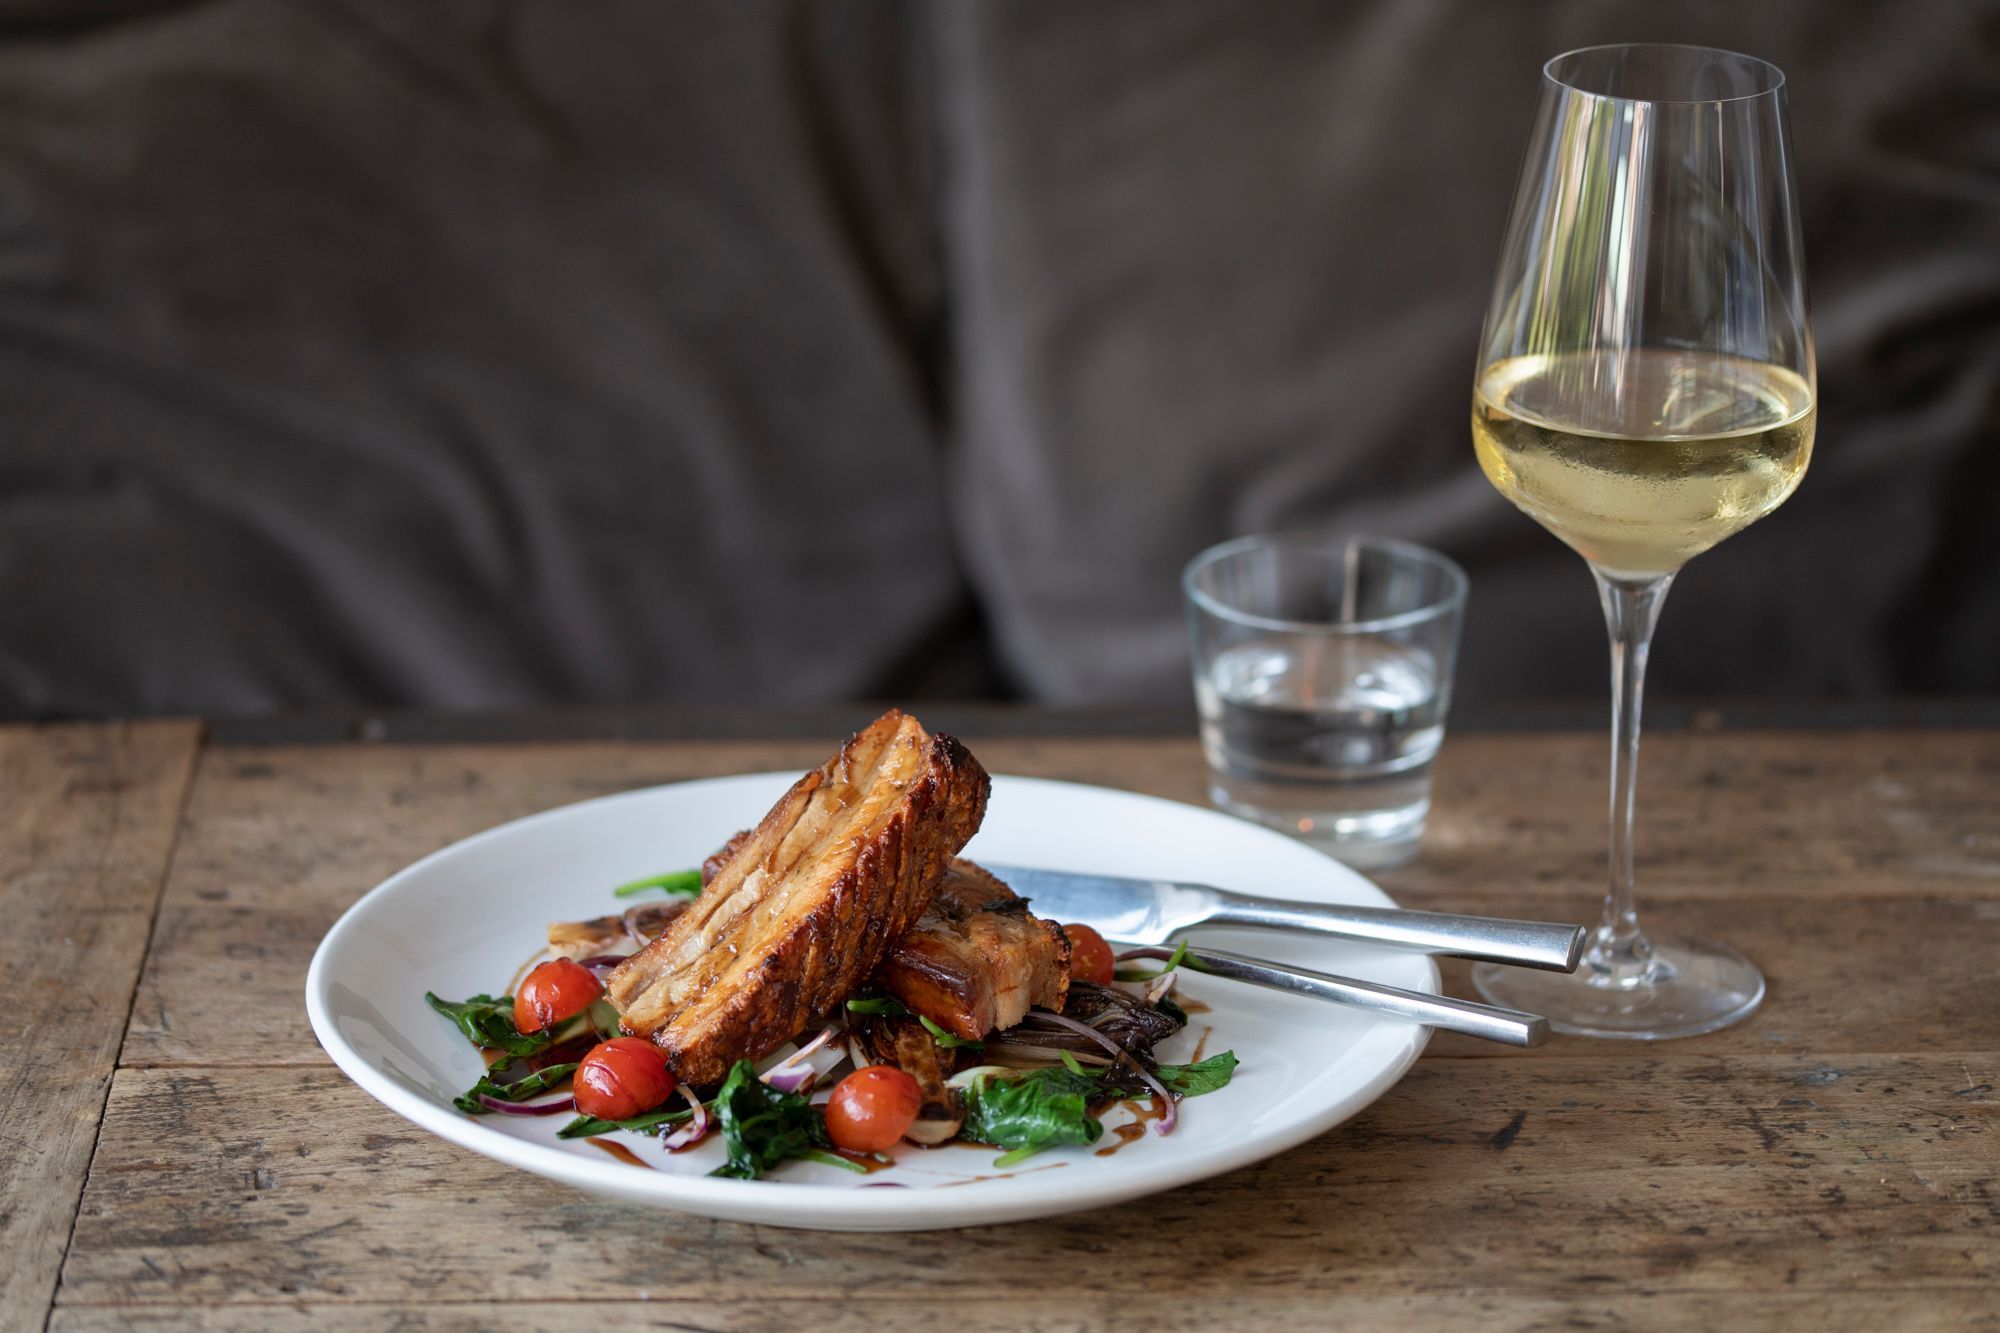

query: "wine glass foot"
xmin=1472 ymin=936 xmax=1765 ymax=1040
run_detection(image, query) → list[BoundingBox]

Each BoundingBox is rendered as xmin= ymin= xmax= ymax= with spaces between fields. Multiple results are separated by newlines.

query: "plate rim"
xmin=305 ymin=771 xmax=1437 ymax=1228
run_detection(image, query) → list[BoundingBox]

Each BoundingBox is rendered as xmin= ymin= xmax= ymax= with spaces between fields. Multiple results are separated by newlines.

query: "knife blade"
xmin=984 ymin=864 xmax=1585 ymax=972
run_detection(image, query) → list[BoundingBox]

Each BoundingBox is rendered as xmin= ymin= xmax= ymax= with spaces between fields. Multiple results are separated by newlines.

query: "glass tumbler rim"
xmin=1182 ymin=531 xmax=1469 ymax=636
xmin=1543 ymin=43 xmax=1786 ymax=107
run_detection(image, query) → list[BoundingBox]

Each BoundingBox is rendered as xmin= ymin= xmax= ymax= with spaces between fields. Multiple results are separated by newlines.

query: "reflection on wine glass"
xmin=1470 ymin=45 xmax=1815 ymax=1039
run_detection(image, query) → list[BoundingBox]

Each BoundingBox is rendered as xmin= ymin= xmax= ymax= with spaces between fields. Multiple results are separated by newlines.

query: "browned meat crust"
xmin=872 ymin=860 xmax=1072 ymax=1040
xmin=874 ymin=860 xmax=1071 ymax=1041
xmin=704 ymin=842 xmax=1074 ymax=1043
xmin=546 ymin=902 xmax=687 ymax=960
xmin=603 ymin=709 xmax=989 ymax=1086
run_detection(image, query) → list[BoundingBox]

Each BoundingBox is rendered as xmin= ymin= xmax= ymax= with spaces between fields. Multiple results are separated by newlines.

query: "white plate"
xmin=306 ymin=773 xmax=1436 ymax=1231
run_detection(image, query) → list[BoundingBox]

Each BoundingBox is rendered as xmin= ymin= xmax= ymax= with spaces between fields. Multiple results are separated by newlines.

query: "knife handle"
xmin=1181 ymin=945 xmax=1551 ymax=1047
xmin=1204 ymin=892 xmax=1586 ymax=972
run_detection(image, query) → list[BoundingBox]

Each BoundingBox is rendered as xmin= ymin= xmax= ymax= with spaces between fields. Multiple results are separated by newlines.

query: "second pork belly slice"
xmin=874 ymin=860 xmax=1071 ymax=1041
xmin=603 ymin=709 xmax=989 ymax=1086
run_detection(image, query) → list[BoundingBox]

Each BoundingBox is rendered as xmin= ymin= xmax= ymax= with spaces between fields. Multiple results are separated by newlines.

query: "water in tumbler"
xmin=1196 ymin=636 xmax=1445 ymax=868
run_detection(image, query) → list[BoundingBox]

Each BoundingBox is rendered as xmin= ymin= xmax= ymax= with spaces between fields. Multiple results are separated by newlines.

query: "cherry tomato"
xmin=512 ymin=958 xmax=604 ymax=1034
xmin=1063 ymin=923 xmax=1116 ymax=985
xmin=825 ymin=1064 xmax=923 ymax=1153
xmin=573 ymin=1037 xmax=677 ymax=1121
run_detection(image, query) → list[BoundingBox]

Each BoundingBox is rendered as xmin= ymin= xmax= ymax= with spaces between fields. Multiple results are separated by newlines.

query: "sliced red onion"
xmin=621 ymin=906 xmax=654 ymax=951
xmin=575 ymin=953 xmax=631 ymax=980
xmin=476 ymin=1093 xmax=576 ymax=1116
xmin=1109 ymin=979 xmax=1176 ymax=1008
xmin=982 ymin=1040 xmax=1113 ymax=1068
xmin=763 ymin=1067 xmax=816 ymax=1095
xmin=793 ymin=1023 xmax=843 ymax=1064
xmin=1029 ymin=1013 xmax=1177 ymax=1135
xmin=1026 ymin=1010 xmax=1131 ymax=1063
xmin=1115 ymin=947 xmax=1187 ymax=1004
xmin=660 ymin=1084 xmax=710 ymax=1150
xmin=761 ymin=1024 xmax=841 ymax=1082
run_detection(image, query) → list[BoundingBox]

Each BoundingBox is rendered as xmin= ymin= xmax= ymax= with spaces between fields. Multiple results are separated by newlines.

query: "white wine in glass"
xmin=1471 ymin=46 xmax=1815 ymax=1039
xmin=1474 ymin=350 xmax=1815 ymax=579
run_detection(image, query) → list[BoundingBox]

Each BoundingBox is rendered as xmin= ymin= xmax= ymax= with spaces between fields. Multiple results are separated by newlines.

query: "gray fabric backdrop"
xmin=1 ymin=0 xmax=1994 ymax=717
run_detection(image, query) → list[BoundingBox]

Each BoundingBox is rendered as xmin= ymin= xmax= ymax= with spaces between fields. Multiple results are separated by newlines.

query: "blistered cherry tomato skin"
xmin=825 ymin=1065 xmax=923 ymax=1153
xmin=512 ymin=958 xmax=604 ymax=1033
xmin=1064 ymin=923 xmax=1116 ymax=986
xmin=573 ymin=1037 xmax=677 ymax=1121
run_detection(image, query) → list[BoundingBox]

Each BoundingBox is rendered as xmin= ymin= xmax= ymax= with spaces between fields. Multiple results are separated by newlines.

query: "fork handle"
xmin=1180 ymin=945 xmax=1551 ymax=1046
xmin=1205 ymin=892 xmax=1586 ymax=972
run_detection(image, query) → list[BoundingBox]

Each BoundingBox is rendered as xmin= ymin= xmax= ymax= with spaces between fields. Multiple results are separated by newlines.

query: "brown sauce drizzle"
xmin=587 ymin=1138 xmax=655 ymax=1169
xmin=1178 ymin=996 xmax=1213 ymax=1015
xmin=937 ymin=1162 xmax=1068 ymax=1187
xmin=1093 ymin=1097 xmax=1170 ymax=1157
xmin=1190 ymin=1024 xmax=1213 ymax=1063
xmin=1094 ymin=1123 xmax=1146 ymax=1157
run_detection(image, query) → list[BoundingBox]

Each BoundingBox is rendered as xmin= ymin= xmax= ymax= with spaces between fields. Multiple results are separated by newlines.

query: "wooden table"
xmin=5 ymin=710 xmax=1996 ymax=1330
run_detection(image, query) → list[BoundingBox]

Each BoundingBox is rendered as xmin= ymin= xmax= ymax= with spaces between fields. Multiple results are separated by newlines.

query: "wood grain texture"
xmin=0 ymin=722 xmax=201 ymax=1333
xmin=1418 ymin=895 xmax=2000 ymax=1060
xmin=46 ymin=1291 xmax=2000 ymax=1332
xmin=57 ymin=1056 xmax=1996 ymax=1308
xmin=1390 ymin=728 xmax=2000 ymax=903
xmin=36 ymin=721 xmax=2000 ymax=1330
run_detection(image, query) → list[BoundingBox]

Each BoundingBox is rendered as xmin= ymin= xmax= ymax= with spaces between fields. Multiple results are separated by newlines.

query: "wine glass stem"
xmin=1590 ymin=568 xmax=1674 ymax=988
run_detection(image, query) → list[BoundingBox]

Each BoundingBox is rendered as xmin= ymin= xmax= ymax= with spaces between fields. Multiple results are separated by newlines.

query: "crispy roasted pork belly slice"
xmin=701 ymin=847 xmax=1072 ymax=1043
xmin=545 ymin=902 xmax=687 ymax=960
xmin=702 ymin=844 xmax=1072 ymax=1042
xmin=873 ymin=860 xmax=1071 ymax=1041
xmin=604 ymin=709 xmax=989 ymax=1086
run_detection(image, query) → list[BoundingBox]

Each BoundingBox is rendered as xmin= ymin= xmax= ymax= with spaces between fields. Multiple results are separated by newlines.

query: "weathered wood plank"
xmin=1391 ymin=727 xmax=2000 ymax=905
xmin=56 ymin=724 xmax=2000 ymax=1325
xmin=122 ymin=731 xmax=2000 ymax=1068
xmin=1418 ymin=892 xmax=2000 ymax=1060
xmin=45 ymin=1289 xmax=2000 ymax=1332
xmin=57 ymin=1056 xmax=1997 ymax=1308
xmin=0 ymin=722 xmax=202 ymax=1332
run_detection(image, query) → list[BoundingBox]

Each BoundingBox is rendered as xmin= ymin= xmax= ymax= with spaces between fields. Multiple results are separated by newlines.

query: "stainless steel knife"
xmin=984 ymin=863 xmax=1586 ymax=972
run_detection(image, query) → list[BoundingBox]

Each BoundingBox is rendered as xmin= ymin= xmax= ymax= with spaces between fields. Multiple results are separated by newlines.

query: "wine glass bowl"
xmin=1469 ymin=45 xmax=1813 ymax=1039
xmin=1471 ymin=349 xmax=1814 ymax=580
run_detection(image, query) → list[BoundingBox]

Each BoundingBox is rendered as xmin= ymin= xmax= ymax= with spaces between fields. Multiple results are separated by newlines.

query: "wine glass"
xmin=1469 ymin=45 xmax=1814 ymax=1038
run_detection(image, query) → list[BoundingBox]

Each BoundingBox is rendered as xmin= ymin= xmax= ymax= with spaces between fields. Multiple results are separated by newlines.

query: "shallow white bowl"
xmin=306 ymin=773 xmax=1436 ymax=1231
